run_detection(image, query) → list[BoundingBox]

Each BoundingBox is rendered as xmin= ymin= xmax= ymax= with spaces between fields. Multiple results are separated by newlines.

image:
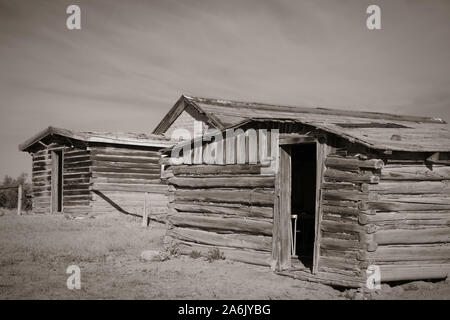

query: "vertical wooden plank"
xmin=225 ymin=130 xmax=236 ymax=164
xmin=272 ymin=146 xmax=291 ymax=271
xmin=142 ymin=192 xmax=149 ymax=227
xmin=17 ymin=184 xmax=22 ymax=215
xmin=193 ymin=143 xmax=203 ymax=164
xmin=312 ymin=141 xmax=326 ymax=274
xmin=258 ymin=129 xmax=269 ymax=165
xmin=279 ymin=146 xmax=292 ymax=270
xmin=271 ymin=146 xmax=281 ymax=270
xmin=51 ymin=151 xmax=58 ymax=214
xmin=215 ymin=134 xmax=225 ymax=165
xmin=236 ymin=130 xmax=246 ymax=164
xmin=182 ymin=145 xmax=192 ymax=165
xmin=247 ymin=129 xmax=258 ymax=164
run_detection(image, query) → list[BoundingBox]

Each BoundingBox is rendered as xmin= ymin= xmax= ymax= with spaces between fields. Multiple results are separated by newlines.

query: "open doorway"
xmin=51 ymin=150 xmax=63 ymax=213
xmin=290 ymin=144 xmax=317 ymax=270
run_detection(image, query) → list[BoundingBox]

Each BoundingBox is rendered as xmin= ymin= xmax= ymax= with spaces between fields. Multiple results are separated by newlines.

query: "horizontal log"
xmin=168 ymin=227 xmax=272 ymax=251
xmin=90 ymin=177 xmax=162 ymax=185
xmin=171 ymin=202 xmax=273 ymax=219
xmin=64 ymin=167 xmax=90 ymax=174
xmin=322 ymin=213 xmax=358 ymax=226
xmin=171 ymin=164 xmax=265 ymax=176
xmin=91 ymin=172 xmax=160 ymax=180
xmin=91 ymin=155 xmax=160 ymax=163
xmin=359 ymin=211 xmax=450 ymax=224
xmin=168 ymin=213 xmax=272 ymax=236
xmin=174 ymin=189 xmax=274 ymax=206
xmin=379 ymin=264 xmax=450 ymax=282
xmin=323 ymin=189 xmax=374 ymax=202
xmin=325 ymin=156 xmax=384 ymax=170
xmin=322 ymin=182 xmax=365 ymax=192
xmin=378 ymin=195 xmax=450 ymax=204
xmin=64 ymin=156 xmax=90 ymax=163
xmin=173 ymin=240 xmax=272 ymax=267
xmin=89 ymin=147 xmax=161 ymax=158
xmin=91 ymin=166 xmax=161 ymax=174
xmin=368 ymin=244 xmax=450 ymax=262
xmin=381 ymin=165 xmax=450 ymax=181
xmin=91 ymin=160 xmax=160 ymax=169
xmin=320 ymin=237 xmax=365 ymax=250
xmin=92 ymin=183 xmax=167 ymax=194
xmin=63 ymin=161 xmax=92 ymax=168
xmin=320 ymin=220 xmax=363 ymax=233
xmin=375 ymin=228 xmax=450 ymax=245
xmin=322 ymin=205 xmax=366 ymax=216
xmin=368 ymin=181 xmax=450 ymax=194
xmin=63 ymin=150 xmax=89 ymax=158
xmin=366 ymin=200 xmax=450 ymax=211
xmin=63 ymin=189 xmax=90 ymax=196
xmin=168 ymin=176 xmax=274 ymax=188
xmin=324 ymin=168 xmax=380 ymax=184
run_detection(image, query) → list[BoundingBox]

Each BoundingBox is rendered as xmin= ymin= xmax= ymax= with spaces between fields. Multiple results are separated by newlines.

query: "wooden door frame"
xmin=273 ymin=136 xmax=325 ymax=274
xmin=51 ymin=149 xmax=64 ymax=214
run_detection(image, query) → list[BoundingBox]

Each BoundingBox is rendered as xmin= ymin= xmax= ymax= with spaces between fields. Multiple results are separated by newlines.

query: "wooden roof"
xmin=154 ymin=95 xmax=450 ymax=152
xmin=19 ymin=126 xmax=175 ymax=152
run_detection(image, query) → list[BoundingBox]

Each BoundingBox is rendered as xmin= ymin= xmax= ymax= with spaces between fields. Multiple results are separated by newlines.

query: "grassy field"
xmin=0 ymin=209 xmax=448 ymax=299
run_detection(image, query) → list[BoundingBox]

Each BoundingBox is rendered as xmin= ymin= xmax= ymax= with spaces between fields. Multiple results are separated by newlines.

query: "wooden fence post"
xmin=17 ymin=184 xmax=22 ymax=216
xmin=142 ymin=192 xmax=149 ymax=227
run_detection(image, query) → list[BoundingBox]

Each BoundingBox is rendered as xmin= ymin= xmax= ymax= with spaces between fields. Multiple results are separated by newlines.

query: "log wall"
xmin=89 ymin=145 xmax=168 ymax=218
xmin=318 ymin=154 xmax=382 ymax=283
xmin=358 ymin=160 xmax=450 ymax=282
xmin=165 ymin=164 xmax=274 ymax=266
xmin=62 ymin=147 xmax=91 ymax=215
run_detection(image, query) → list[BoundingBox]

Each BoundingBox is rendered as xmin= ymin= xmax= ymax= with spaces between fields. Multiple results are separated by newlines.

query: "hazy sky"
xmin=1 ymin=0 xmax=449 ymax=179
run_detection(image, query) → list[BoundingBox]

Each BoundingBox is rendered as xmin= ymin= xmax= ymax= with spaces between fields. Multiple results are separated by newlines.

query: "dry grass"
xmin=0 ymin=209 xmax=448 ymax=300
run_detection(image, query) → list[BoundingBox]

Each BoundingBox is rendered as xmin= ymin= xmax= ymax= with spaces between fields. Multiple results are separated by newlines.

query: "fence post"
xmin=142 ymin=192 xmax=149 ymax=227
xmin=17 ymin=184 xmax=22 ymax=216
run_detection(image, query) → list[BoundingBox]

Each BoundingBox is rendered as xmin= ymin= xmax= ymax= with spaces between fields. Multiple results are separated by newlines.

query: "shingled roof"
xmin=153 ymin=95 xmax=450 ymax=152
xmin=19 ymin=126 xmax=174 ymax=152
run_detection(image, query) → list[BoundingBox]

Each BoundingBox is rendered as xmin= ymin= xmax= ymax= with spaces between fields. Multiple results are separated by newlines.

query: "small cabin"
xmin=156 ymin=95 xmax=450 ymax=288
xmin=19 ymin=127 xmax=174 ymax=219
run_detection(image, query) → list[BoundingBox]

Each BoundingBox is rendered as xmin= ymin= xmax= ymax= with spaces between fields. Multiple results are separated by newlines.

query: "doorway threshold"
xmin=276 ymin=267 xmax=364 ymax=288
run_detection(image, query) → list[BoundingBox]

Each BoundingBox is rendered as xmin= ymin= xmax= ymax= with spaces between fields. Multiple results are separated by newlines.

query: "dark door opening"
xmin=51 ymin=150 xmax=63 ymax=213
xmin=290 ymin=144 xmax=316 ymax=270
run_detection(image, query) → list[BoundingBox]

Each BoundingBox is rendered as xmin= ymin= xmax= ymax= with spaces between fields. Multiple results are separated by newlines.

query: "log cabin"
xmin=156 ymin=95 xmax=450 ymax=288
xmin=19 ymin=126 xmax=174 ymax=220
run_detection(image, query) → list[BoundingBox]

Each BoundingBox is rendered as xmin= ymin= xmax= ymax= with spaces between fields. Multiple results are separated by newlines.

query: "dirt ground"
xmin=0 ymin=209 xmax=449 ymax=300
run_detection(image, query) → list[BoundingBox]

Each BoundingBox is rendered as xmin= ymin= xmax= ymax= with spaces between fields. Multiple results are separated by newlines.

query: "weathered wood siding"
xmin=166 ymin=163 xmax=274 ymax=266
xmin=31 ymin=149 xmax=52 ymax=214
xmin=165 ymin=110 xmax=209 ymax=139
xmin=89 ymin=145 xmax=168 ymax=218
xmin=62 ymin=147 xmax=92 ymax=215
xmin=358 ymin=158 xmax=450 ymax=282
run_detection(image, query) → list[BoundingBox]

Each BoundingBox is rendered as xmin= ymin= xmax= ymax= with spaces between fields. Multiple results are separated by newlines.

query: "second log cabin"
xmin=19 ymin=126 xmax=174 ymax=219
xmin=156 ymin=95 xmax=450 ymax=288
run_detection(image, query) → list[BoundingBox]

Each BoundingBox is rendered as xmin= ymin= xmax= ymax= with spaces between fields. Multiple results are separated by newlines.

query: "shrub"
xmin=189 ymin=250 xmax=202 ymax=259
xmin=0 ymin=173 xmax=32 ymax=211
xmin=206 ymin=248 xmax=225 ymax=263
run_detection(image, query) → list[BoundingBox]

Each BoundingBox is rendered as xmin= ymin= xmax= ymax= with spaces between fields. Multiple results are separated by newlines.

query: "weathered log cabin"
xmin=19 ymin=126 xmax=174 ymax=218
xmin=156 ymin=95 xmax=450 ymax=288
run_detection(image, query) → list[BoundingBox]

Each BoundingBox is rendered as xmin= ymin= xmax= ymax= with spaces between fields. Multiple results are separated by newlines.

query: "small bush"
xmin=189 ymin=250 xmax=202 ymax=259
xmin=0 ymin=173 xmax=32 ymax=211
xmin=206 ymin=248 xmax=225 ymax=263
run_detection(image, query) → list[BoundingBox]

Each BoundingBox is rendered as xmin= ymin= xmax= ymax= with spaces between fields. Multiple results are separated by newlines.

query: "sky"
xmin=0 ymin=0 xmax=449 ymax=179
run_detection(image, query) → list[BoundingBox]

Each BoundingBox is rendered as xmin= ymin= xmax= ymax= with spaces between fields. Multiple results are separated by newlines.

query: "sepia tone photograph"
xmin=1 ymin=0 xmax=450 ymax=303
